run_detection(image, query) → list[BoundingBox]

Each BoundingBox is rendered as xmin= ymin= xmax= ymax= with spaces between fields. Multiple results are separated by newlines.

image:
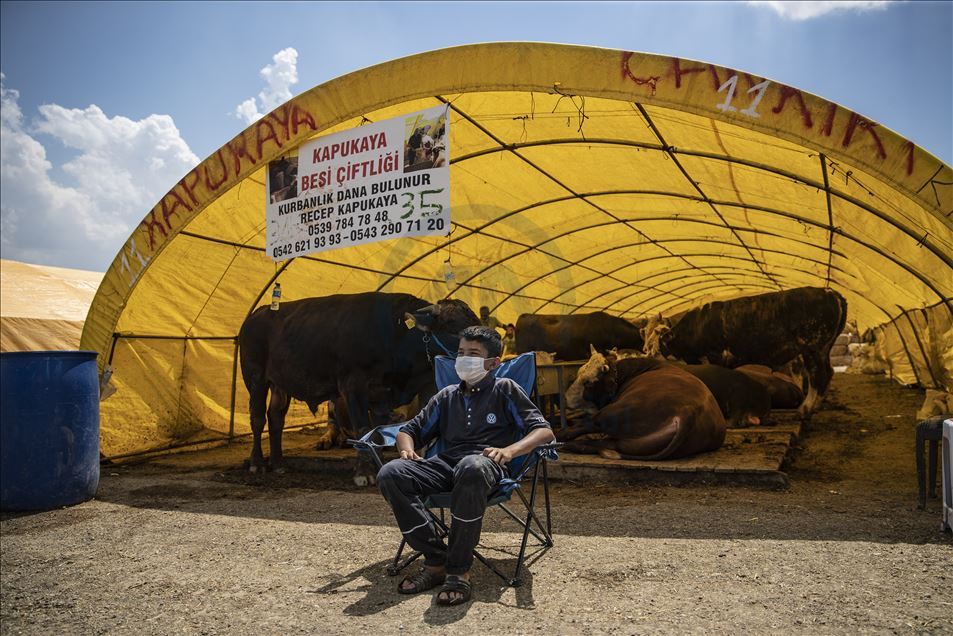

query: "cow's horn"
xmin=411 ymin=304 xmax=437 ymax=331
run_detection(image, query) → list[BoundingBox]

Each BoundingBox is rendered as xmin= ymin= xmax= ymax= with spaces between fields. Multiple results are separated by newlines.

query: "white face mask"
xmin=455 ymin=356 xmax=489 ymax=385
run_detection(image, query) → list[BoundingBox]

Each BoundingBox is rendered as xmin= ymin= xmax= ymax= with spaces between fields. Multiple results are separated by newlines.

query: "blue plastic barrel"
xmin=1 ymin=351 xmax=100 ymax=511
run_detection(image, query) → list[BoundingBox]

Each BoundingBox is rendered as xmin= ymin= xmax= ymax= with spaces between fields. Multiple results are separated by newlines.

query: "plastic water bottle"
xmin=270 ymin=283 xmax=281 ymax=311
xmin=443 ymin=258 xmax=455 ymax=283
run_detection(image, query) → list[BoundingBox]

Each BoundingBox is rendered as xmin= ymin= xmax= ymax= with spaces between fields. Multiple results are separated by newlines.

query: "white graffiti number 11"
xmin=716 ymin=76 xmax=771 ymax=118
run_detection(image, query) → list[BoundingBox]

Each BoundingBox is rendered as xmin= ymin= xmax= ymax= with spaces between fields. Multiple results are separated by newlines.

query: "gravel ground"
xmin=2 ymin=373 xmax=951 ymax=635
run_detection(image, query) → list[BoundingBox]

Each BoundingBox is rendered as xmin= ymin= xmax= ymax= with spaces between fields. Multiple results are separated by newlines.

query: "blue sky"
xmin=1 ymin=0 xmax=951 ymax=271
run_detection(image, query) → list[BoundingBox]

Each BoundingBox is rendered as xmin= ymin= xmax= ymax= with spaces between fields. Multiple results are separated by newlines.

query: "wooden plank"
xmin=182 ymin=418 xmax=800 ymax=489
xmin=547 ymin=419 xmax=800 ymax=488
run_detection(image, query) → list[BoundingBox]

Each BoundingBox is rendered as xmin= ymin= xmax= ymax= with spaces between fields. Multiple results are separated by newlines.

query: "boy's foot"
xmin=435 ymin=574 xmax=471 ymax=605
xmin=397 ymin=567 xmax=445 ymax=594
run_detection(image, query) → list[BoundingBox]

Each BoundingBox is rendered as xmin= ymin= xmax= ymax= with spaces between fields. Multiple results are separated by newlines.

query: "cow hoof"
xmin=353 ymin=474 xmax=376 ymax=487
xmin=598 ymin=448 xmax=623 ymax=460
xmin=272 ymin=465 xmax=288 ymax=475
xmin=248 ymin=464 xmax=263 ymax=474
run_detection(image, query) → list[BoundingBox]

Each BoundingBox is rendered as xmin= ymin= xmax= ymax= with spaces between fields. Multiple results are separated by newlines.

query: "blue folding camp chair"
xmin=350 ymin=351 xmax=559 ymax=587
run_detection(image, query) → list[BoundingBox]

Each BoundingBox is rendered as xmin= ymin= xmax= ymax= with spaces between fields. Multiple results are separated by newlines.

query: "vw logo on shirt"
xmin=486 ymin=413 xmax=497 ymax=424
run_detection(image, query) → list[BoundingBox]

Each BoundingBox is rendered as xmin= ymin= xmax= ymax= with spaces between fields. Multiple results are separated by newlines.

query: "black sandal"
xmin=435 ymin=575 xmax=472 ymax=606
xmin=397 ymin=568 xmax=445 ymax=594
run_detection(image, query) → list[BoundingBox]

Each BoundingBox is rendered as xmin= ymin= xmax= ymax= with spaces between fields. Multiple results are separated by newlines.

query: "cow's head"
xmin=565 ymin=344 xmax=618 ymax=415
xmin=405 ymin=299 xmax=480 ymax=356
xmin=639 ymin=313 xmax=672 ymax=357
xmin=408 ymin=298 xmax=479 ymax=333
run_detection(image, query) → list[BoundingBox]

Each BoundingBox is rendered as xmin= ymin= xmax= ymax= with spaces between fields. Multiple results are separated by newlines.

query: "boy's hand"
xmin=482 ymin=446 xmax=513 ymax=466
xmin=399 ymin=449 xmax=422 ymax=461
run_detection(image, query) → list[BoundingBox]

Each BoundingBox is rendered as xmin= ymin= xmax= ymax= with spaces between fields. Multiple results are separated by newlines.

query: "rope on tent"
xmin=450 ymin=138 xmax=952 ymax=266
xmin=899 ymin=306 xmax=940 ymax=388
xmin=820 ymin=153 xmax=835 ymax=290
xmin=487 ymin=211 xmax=849 ymax=315
xmin=637 ymin=103 xmax=783 ymax=292
xmin=443 ymin=97 xmax=741 ymax=296
xmin=551 ymin=82 xmax=589 ymax=137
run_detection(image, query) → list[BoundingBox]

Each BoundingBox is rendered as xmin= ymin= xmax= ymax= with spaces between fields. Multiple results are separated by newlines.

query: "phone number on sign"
xmin=271 ymin=216 xmax=446 ymax=258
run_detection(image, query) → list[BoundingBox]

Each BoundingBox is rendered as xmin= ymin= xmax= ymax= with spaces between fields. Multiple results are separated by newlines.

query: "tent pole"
xmin=900 ymin=307 xmax=939 ymax=389
xmin=890 ymin=312 xmax=923 ymax=387
xmin=228 ymin=336 xmax=239 ymax=441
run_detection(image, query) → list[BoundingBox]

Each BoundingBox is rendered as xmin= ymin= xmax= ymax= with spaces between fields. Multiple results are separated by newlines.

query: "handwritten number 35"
xmin=400 ymin=188 xmax=445 ymax=219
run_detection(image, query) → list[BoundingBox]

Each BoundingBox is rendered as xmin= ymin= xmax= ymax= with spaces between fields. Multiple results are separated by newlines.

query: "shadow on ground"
xmin=70 ymin=374 xmax=951 ymax=547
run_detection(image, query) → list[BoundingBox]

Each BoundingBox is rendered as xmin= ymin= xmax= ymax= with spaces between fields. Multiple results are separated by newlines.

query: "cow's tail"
xmin=638 ymin=413 xmax=696 ymax=461
xmin=555 ymin=420 xmax=599 ymax=442
xmin=832 ymin=289 xmax=848 ymax=339
xmin=237 ymin=316 xmax=272 ymax=422
xmin=611 ymin=410 xmax=702 ymax=461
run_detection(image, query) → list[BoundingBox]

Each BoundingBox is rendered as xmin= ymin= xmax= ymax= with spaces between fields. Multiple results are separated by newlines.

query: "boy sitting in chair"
xmin=377 ymin=325 xmax=555 ymax=605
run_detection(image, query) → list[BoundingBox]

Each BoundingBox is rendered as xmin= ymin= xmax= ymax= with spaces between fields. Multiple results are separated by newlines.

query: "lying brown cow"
xmin=561 ymin=349 xmax=726 ymax=460
xmin=735 ymin=364 xmax=804 ymax=409
xmin=658 ymin=287 xmax=847 ymax=417
xmin=578 ymin=348 xmax=770 ymax=427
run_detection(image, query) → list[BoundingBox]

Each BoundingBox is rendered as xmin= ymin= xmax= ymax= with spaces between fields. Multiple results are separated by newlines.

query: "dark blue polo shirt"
xmin=399 ymin=372 xmax=551 ymax=466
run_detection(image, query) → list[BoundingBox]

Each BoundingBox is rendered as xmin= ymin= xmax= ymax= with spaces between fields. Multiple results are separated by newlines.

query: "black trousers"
xmin=377 ymin=453 xmax=504 ymax=575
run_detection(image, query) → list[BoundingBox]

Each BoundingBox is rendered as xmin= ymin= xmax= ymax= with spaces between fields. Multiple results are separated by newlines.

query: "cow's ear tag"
xmin=404 ymin=313 xmax=417 ymax=329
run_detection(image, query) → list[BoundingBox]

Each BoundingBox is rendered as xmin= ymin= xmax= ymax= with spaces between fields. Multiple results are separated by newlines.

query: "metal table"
xmin=535 ymin=361 xmax=584 ymax=430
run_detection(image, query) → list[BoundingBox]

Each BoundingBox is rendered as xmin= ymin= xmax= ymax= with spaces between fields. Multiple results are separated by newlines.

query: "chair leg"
xmin=498 ymin=501 xmax=549 ymax=545
xmin=389 ymin=549 xmax=424 ymax=576
xmin=542 ymin=459 xmax=553 ymax=540
xmin=388 ymin=537 xmax=416 ymax=576
xmin=917 ymin=427 xmax=927 ymax=509
xmin=471 ymin=548 xmax=517 ymax=586
xmin=400 ymin=464 xmax=556 ymax=589
xmin=387 ymin=509 xmax=449 ymax=576
xmin=509 ymin=493 xmax=548 ymax=543
xmin=928 ymin=440 xmax=939 ymax=499
xmin=393 ymin=537 xmax=406 ymax=566
xmin=512 ymin=462 xmax=544 ymax=585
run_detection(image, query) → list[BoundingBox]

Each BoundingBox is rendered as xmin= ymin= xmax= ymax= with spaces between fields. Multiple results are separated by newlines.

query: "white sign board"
xmin=266 ymin=105 xmax=450 ymax=260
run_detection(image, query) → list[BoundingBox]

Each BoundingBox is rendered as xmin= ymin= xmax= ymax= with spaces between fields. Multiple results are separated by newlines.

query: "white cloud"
xmin=234 ymin=47 xmax=299 ymax=124
xmin=747 ymin=1 xmax=892 ymax=20
xmin=0 ymin=73 xmax=199 ymax=271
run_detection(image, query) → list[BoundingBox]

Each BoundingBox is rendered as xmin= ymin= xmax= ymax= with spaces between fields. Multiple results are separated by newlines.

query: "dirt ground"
xmin=2 ymin=372 xmax=951 ymax=635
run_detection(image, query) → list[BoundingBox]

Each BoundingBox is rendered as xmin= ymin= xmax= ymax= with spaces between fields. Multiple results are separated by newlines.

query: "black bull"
xmin=660 ymin=287 xmax=847 ymax=417
xmin=238 ymin=293 xmax=479 ymax=474
xmin=515 ymin=311 xmax=645 ymax=361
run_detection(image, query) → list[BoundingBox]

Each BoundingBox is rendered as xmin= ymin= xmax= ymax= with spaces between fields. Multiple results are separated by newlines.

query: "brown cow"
xmin=659 ymin=287 xmax=847 ymax=417
xmin=735 ymin=364 xmax=804 ymax=410
xmin=560 ymin=349 xmax=726 ymax=460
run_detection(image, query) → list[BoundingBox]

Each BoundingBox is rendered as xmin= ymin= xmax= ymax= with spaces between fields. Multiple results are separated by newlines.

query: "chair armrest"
xmin=346 ymin=438 xmax=391 ymax=450
xmin=533 ymin=441 xmax=561 ymax=462
xmin=504 ymin=441 xmax=562 ymax=484
xmin=346 ymin=424 xmax=405 ymax=472
xmin=347 ymin=422 xmax=408 ymax=451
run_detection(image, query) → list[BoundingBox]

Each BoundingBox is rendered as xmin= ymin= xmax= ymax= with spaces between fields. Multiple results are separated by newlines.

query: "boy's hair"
xmin=458 ymin=325 xmax=503 ymax=357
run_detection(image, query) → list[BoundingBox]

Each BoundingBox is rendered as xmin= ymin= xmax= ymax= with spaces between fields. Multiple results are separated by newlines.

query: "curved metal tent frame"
xmin=80 ymin=43 xmax=952 ymax=458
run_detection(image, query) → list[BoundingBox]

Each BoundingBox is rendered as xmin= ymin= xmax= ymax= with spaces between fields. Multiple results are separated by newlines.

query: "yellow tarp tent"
xmin=1 ymin=259 xmax=103 ymax=352
xmin=78 ymin=43 xmax=952 ymax=458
